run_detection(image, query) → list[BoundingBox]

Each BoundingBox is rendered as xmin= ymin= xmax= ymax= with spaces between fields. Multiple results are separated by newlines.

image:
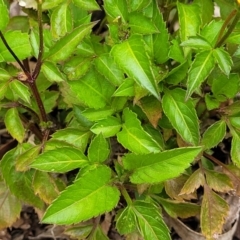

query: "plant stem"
xmin=215 ymin=9 xmax=240 ymax=48
xmin=120 ymin=185 xmax=133 ymax=205
xmin=0 ymin=31 xmax=31 ymax=79
xmin=28 ymin=81 xmax=47 ymax=123
xmin=33 ymin=0 xmax=43 ymax=79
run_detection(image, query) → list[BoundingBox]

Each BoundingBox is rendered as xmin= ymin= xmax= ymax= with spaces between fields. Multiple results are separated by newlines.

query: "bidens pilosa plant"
xmin=1 ymin=0 xmax=240 ymax=239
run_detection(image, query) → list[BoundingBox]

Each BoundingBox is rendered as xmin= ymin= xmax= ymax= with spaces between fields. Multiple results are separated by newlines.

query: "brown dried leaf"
xmin=201 ymin=188 xmax=229 ymax=239
xmin=180 ymin=169 xmax=205 ymax=195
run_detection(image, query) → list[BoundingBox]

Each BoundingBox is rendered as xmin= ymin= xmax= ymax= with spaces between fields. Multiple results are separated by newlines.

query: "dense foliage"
xmin=1 ymin=0 xmax=240 ymax=239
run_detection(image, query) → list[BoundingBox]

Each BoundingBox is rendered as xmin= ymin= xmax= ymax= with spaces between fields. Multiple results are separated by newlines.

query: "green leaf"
xmin=205 ymin=169 xmax=233 ymax=193
xmin=230 ymin=130 xmax=240 ymax=167
xmin=180 ymin=36 xmax=212 ymax=49
xmin=201 ymin=189 xmax=229 ymax=239
xmin=88 ymin=134 xmax=110 ymax=163
xmin=73 ymin=0 xmax=100 ymax=11
xmin=30 ymin=147 xmax=88 ymax=173
xmin=90 ymin=116 xmax=122 ymax=138
xmin=213 ymin=48 xmax=233 ymax=76
xmin=194 ymin=0 xmax=214 ymax=26
xmin=0 ymin=0 xmax=9 ymax=31
xmin=201 ymin=120 xmax=226 ymax=150
xmin=205 ymin=93 xmax=220 ymax=110
xmin=51 ymin=128 xmax=91 ymax=152
xmin=158 ymin=198 xmax=200 ymax=218
xmin=0 ymin=68 xmax=11 ymax=79
xmin=94 ymin=53 xmax=124 ymax=86
xmin=51 ymin=3 xmax=73 ymax=39
xmin=132 ymin=201 xmax=170 ymax=240
xmin=111 ymin=35 xmax=159 ymax=99
xmin=117 ymin=108 xmax=161 ymax=154
xmin=116 ymin=207 xmax=137 ymax=234
xmin=9 ymin=80 xmax=31 ymax=104
xmin=0 ymin=146 xmax=44 ymax=208
xmin=143 ymin=0 xmax=170 ymax=64
xmin=68 ymin=68 xmax=115 ymax=109
xmin=123 ymin=147 xmax=202 ymax=184
xmin=42 ymin=0 xmax=65 ymax=10
xmin=186 ymin=50 xmax=215 ymax=99
xmin=63 ymin=56 xmax=92 ymax=80
xmin=129 ymin=0 xmax=150 ymax=11
xmin=212 ymin=74 xmax=239 ymax=99
xmin=42 ymin=165 xmax=120 ymax=224
xmin=169 ymin=39 xmax=185 ymax=63
xmin=113 ymin=78 xmax=135 ymax=97
xmin=5 ymin=108 xmax=25 ymax=143
xmin=104 ymin=0 xmax=128 ymax=22
xmin=81 ymin=107 xmax=115 ymax=121
xmin=129 ymin=13 xmax=158 ymax=35
xmin=16 ymin=145 xmax=41 ymax=171
xmin=0 ymin=31 xmax=31 ymax=62
xmin=41 ymin=61 xmax=65 ymax=82
xmin=162 ymin=88 xmax=200 ymax=145
xmin=33 ymin=171 xmax=62 ymax=204
xmin=0 ymin=180 xmax=21 ymax=229
xmin=177 ymin=2 xmax=201 ymax=54
xmin=45 ymin=22 xmax=95 ymax=62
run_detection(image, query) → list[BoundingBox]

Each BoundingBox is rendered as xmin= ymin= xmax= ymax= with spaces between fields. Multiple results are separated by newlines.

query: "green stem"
xmin=215 ymin=9 xmax=240 ymax=48
xmin=120 ymin=185 xmax=133 ymax=205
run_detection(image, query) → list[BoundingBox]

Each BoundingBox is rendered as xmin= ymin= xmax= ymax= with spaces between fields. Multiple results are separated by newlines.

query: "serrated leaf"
xmin=0 ymin=0 xmax=9 ymax=31
xmin=9 ymin=80 xmax=31 ymax=104
xmin=213 ymin=48 xmax=232 ymax=76
xmin=0 ymin=31 xmax=31 ymax=62
xmin=63 ymin=56 xmax=92 ymax=80
xmin=111 ymin=35 xmax=159 ymax=99
xmin=94 ymin=53 xmax=124 ymax=86
xmin=88 ymin=134 xmax=110 ymax=163
xmin=194 ymin=0 xmax=214 ymax=26
xmin=117 ymin=108 xmax=161 ymax=154
xmin=104 ymin=0 xmax=128 ymax=22
xmin=51 ymin=128 xmax=91 ymax=152
xmin=201 ymin=188 xmax=229 ymax=239
xmin=212 ymin=74 xmax=239 ymax=99
xmin=158 ymin=198 xmax=200 ymax=218
xmin=0 ymin=181 xmax=21 ymax=229
xmin=205 ymin=169 xmax=233 ymax=193
xmin=186 ymin=50 xmax=215 ymax=99
xmin=42 ymin=0 xmax=65 ymax=10
xmin=5 ymin=108 xmax=25 ymax=143
xmin=162 ymin=88 xmax=200 ymax=145
xmin=129 ymin=13 xmax=158 ymax=34
xmin=51 ymin=3 xmax=73 ymax=39
xmin=123 ymin=147 xmax=202 ymax=184
xmin=30 ymin=147 xmax=88 ymax=173
xmin=73 ymin=0 xmax=100 ymax=11
xmin=132 ymin=201 xmax=170 ymax=240
xmin=45 ymin=22 xmax=95 ymax=62
xmin=181 ymin=36 xmax=212 ymax=49
xmin=33 ymin=171 xmax=62 ymax=204
xmin=116 ymin=207 xmax=137 ymax=234
xmin=201 ymin=120 xmax=226 ymax=150
xmin=90 ymin=116 xmax=121 ymax=138
xmin=68 ymin=68 xmax=115 ymax=109
xmin=81 ymin=107 xmax=115 ymax=121
xmin=41 ymin=61 xmax=65 ymax=82
xmin=16 ymin=145 xmax=41 ymax=171
xmin=180 ymin=169 xmax=205 ymax=195
xmin=169 ymin=39 xmax=185 ymax=63
xmin=137 ymin=96 xmax=162 ymax=128
xmin=0 ymin=146 xmax=44 ymax=208
xmin=42 ymin=165 xmax=120 ymax=224
xmin=177 ymin=2 xmax=201 ymax=54
xmin=143 ymin=0 xmax=169 ymax=64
